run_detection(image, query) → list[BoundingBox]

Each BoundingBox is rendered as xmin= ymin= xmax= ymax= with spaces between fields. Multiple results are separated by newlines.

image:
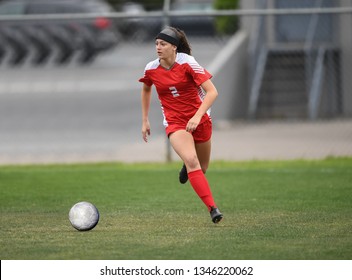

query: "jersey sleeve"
xmin=185 ymin=55 xmax=212 ymax=86
xmin=138 ymin=69 xmax=153 ymax=87
xmin=139 ymin=60 xmax=158 ymax=87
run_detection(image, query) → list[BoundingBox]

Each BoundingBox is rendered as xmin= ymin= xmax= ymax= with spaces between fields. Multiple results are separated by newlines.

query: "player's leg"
xmin=169 ymin=130 xmax=222 ymax=223
xmin=194 ymin=118 xmax=213 ymax=173
xmin=178 ymin=140 xmax=211 ymax=183
xmin=169 ymin=130 xmax=201 ymax=172
xmin=195 ymin=139 xmax=211 ymax=174
xmin=195 ymin=138 xmax=223 ymax=223
xmin=179 ymin=120 xmax=212 ymax=183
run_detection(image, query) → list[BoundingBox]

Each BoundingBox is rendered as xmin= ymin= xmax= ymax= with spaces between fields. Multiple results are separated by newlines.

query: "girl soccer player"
xmin=139 ymin=27 xmax=223 ymax=223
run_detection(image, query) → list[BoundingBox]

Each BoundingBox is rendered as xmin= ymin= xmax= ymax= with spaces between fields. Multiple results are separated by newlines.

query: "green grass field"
xmin=0 ymin=158 xmax=351 ymax=260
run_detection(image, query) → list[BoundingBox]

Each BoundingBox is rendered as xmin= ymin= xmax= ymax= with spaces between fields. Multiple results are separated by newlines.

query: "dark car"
xmin=117 ymin=0 xmax=216 ymax=42
xmin=170 ymin=0 xmax=216 ymax=36
xmin=118 ymin=2 xmax=160 ymax=42
xmin=0 ymin=0 xmax=120 ymax=65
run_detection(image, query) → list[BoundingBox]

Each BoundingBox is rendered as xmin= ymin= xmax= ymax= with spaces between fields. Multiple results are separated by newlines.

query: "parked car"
xmin=0 ymin=0 xmax=120 ymax=65
xmin=117 ymin=0 xmax=216 ymax=42
xmin=0 ymin=25 xmax=29 ymax=65
xmin=170 ymin=0 xmax=216 ymax=36
xmin=118 ymin=2 xmax=160 ymax=42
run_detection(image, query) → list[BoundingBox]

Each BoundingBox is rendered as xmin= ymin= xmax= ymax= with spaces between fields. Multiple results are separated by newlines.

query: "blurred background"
xmin=0 ymin=0 xmax=351 ymax=164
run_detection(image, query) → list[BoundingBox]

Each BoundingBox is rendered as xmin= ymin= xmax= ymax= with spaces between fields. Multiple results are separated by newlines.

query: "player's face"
xmin=155 ymin=39 xmax=176 ymax=60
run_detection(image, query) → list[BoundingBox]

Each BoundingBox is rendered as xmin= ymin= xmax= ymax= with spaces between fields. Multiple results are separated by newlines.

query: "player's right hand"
xmin=142 ymin=121 xmax=151 ymax=142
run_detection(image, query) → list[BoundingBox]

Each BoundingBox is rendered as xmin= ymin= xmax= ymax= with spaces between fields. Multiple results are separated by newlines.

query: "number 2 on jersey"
xmin=169 ymin=86 xmax=180 ymax=97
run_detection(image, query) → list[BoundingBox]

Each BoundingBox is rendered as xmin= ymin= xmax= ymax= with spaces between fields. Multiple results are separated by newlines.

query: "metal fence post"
xmin=162 ymin=0 xmax=171 ymax=28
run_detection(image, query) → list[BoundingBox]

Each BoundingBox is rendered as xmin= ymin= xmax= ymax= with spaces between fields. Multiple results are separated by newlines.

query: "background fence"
xmin=0 ymin=0 xmax=351 ymax=164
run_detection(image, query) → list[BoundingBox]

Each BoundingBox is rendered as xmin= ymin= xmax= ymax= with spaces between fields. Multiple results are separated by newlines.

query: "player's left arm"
xmin=186 ymin=79 xmax=218 ymax=132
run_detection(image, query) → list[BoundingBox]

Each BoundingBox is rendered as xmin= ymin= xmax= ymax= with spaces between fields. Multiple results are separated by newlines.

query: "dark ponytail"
xmin=170 ymin=27 xmax=192 ymax=55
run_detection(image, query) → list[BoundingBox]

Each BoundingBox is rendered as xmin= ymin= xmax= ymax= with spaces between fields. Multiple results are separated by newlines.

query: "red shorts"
xmin=165 ymin=119 xmax=212 ymax=143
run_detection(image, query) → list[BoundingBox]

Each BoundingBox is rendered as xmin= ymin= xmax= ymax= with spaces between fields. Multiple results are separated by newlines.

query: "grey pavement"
xmin=100 ymin=118 xmax=352 ymax=163
xmin=211 ymin=119 xmax=352 ymax=162
xmin=0 ymin=118 xmax=351 ymax=164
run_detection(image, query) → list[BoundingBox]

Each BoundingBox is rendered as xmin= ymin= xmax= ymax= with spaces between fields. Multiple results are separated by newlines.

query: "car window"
xmin=26 ymin=3 xmax=62 ymax=14
xmin=26 ymin=3 xmax=88 ymax=14
xmin=84 ymin=3 xmax=114 ymax=13
xmin=0 ymin=0 xmax=113 ymax=15
xmin=171 ymin=3 xmax=213 ymax=11
xmin=60 ymin=5 xmax=87 ymax=14
xmin=0 ymin=2 xmax=26 ymax=15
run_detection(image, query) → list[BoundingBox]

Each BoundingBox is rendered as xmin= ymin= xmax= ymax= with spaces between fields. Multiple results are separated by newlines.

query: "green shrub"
xmin=214 ymin=0 xmax=240 ymax=35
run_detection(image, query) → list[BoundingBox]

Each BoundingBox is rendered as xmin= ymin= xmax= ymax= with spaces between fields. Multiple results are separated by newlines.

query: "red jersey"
xmin=139 ymin=52 xmax=212 ymax=128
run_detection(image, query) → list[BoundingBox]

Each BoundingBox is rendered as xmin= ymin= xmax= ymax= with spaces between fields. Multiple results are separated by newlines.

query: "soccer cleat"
xmin=210 ymin=207 xmax=223 ymax=224
xmin=179 ymin=163 xmax=188 ymax=184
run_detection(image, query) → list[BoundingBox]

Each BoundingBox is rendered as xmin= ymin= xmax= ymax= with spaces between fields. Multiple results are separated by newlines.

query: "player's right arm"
xmin=141 ymin=83 xmax=152 ymax=142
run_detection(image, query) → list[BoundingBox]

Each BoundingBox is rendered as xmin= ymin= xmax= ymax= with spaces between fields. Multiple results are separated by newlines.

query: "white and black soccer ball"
xmin=69 ymin=201 xmax=99 ymax=231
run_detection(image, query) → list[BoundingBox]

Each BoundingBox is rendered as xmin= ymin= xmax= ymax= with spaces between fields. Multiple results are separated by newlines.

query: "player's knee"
xmin=184 ymin=155 xmax=200 ymax=171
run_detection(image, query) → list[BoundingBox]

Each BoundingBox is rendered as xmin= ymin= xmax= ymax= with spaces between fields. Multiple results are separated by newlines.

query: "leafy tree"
xmin=214 ymin=0 xmax=240 ymax=35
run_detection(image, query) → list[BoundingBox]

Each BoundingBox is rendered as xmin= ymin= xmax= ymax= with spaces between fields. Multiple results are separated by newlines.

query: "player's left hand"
xmin=186 ymin=115 xmax=202 ymax=132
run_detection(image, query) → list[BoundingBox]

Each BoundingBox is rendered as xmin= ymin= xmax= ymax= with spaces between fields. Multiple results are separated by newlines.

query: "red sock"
xmin=188 ymin=169 xmax=216 ymax=211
